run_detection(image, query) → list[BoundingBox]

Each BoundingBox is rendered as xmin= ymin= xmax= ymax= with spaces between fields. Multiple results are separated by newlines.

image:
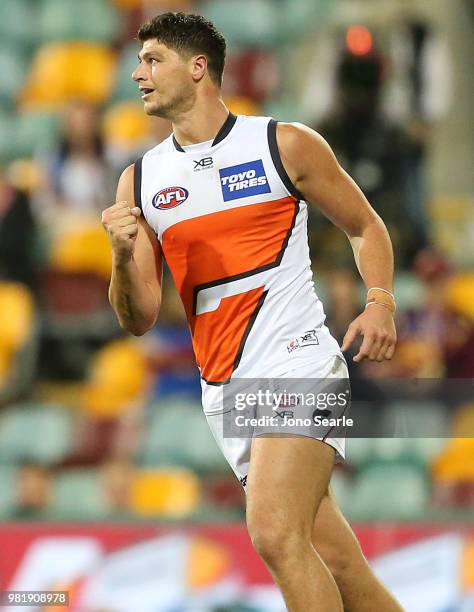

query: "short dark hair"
xmin=137 ymin=12 xmax=226 ymax=86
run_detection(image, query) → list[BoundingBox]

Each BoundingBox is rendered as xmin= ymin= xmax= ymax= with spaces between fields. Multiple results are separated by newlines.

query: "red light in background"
xmin=346 ymin=25 xmax=373 ymax=56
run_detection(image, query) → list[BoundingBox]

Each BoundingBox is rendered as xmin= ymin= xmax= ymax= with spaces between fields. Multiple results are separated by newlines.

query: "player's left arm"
xmin=276 ymin=122 xmax=396 ymax=362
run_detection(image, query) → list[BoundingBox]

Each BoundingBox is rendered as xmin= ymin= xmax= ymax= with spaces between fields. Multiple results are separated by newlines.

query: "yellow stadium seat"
xmin=21 ymin=42 xmax=117 ymax=109
xmin=131 ymin=468 xmax=201 ymax=517
xmin=103 ymin=101 xmax=152 ymax=150
xmin=81 ymin=339 xmax=149 ymax=417
xmin=49 ymin=222 xmax=112 ymax=279
xmin=445 ymin=273 xmax=474 ymax=320
xmin=0 ymin=282 xmax=34 ymax=356
xmin=432 ymin=439 xmax=474 ymax=482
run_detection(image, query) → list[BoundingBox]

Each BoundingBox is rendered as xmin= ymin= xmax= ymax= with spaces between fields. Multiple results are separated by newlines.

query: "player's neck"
xmin=171 ymin=97 xmax=229 ymax=147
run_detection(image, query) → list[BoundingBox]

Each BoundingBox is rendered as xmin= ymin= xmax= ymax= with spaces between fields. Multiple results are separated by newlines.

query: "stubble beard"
xmin=144 ymin=87 xmax=197 ymax=122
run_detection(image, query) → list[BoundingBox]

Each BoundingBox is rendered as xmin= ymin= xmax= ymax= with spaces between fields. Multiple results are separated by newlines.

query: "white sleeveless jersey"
xmin=135 ymin=113 xmax=342 ymax=406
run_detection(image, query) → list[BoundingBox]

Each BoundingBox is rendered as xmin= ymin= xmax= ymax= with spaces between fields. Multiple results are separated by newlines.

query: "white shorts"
xmin=204 ymin=354 xmax=349 ymax=489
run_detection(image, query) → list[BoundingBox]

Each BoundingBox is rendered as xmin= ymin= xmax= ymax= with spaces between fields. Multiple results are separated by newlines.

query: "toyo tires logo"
xmin=219 ymin=159 xmax=270 ymax=202
xmin=152 ymin=186 xmax=189 ymax=210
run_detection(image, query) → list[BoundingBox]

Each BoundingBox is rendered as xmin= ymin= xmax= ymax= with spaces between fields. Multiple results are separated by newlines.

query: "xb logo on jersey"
xmin=219 ymin=159 xmax=271 ymax=202
xmin=152 ymin=186 xmax=189 ymax=210
xmin=194 ymin=156 xmax=213 ymax=171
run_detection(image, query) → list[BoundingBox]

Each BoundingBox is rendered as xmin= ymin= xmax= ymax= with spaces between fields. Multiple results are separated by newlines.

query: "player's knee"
xmin=247 ymin=514 xmax=310 ymax=568
xmin=320 ymin=545 xmax=351 ymax=582
xmin=316 ymin=538 xmax=365 ymax=584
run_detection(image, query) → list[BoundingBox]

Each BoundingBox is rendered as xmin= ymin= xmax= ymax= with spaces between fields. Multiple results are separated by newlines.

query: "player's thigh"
xmin=313 ymin=487 xmax=367 ymax=578
xmin=246 ymin=436 xmax=336 ymax=543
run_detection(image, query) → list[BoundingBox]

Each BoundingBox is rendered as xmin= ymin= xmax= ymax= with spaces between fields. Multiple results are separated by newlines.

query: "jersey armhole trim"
xmin=133 ymin=157 xmax=143 ymax=210
xmin=267 ymin=119 xmax=304 ymax=200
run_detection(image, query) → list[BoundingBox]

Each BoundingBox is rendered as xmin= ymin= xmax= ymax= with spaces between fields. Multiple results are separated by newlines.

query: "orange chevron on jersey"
xmin=162 ymin=196 xmax=298 ymax=383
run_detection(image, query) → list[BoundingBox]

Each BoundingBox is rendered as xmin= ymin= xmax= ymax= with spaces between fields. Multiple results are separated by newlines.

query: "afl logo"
xmin=152 ymin=186 xmax=189 ymax=210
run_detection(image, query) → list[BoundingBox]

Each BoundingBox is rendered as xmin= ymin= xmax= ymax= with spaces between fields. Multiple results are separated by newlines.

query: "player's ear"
xmin=191 ymin=54 xmax=208 ymax=82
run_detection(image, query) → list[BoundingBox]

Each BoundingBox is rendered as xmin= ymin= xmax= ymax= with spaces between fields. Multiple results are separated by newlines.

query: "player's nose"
xmin=132 ymin=64 xmax=145 ymax=82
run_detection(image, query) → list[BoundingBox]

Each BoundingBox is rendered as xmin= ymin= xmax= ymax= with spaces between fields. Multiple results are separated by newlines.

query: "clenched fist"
xmin=102 ymin=201 xmax=141 ymax=265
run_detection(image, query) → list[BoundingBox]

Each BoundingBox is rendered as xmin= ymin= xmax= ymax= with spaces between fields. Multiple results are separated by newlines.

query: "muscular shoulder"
xmin=276 ymin=121 xmax=329 ymax=149
xmin=275 ymin=122 xmax=340 ymax=186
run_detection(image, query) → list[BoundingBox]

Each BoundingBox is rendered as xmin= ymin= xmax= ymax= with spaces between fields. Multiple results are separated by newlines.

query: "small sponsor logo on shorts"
xmin=287 ymin=329 xmax=319 ymax=353
xmin=287 ymin=338 xmax=300 ymax=353
xmin=274 ymin=409 xmax=294 ymax=419
xmin=240 ymin=475 xmax=247 ymax=488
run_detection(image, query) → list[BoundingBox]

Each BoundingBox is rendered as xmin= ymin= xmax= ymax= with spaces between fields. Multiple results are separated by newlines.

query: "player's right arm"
xmin=102 ymin=164 xmax=162 ymax=336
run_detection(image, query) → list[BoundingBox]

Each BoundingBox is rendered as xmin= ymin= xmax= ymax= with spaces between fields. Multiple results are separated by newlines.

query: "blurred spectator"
xmin=397 ymin=248 xmax=474 ymax=377
xmin=38 ymin=101 xmax=114 ymax=224
xmin=316 ymin=40 xmax=430 ymax=267
xmin=10 ymin=462 xmax=53 ymax=519
xmin=0 ymin=171 xmax=37 ymax=290
xmin=396 ymin=248 xmax=449 ymax=376
xmin=388 ymin=20 xmax=450 ymax=256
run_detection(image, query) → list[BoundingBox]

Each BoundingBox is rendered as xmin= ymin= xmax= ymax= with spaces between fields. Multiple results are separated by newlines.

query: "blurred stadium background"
xmin=0 ymin=0 xmax=473 ymax=610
